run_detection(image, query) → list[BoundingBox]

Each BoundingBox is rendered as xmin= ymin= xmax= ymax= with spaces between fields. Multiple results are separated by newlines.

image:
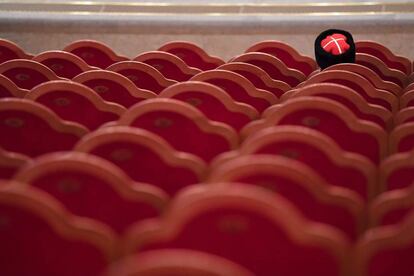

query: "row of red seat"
xmin=0 ymin=38 xmax=413 ymax=276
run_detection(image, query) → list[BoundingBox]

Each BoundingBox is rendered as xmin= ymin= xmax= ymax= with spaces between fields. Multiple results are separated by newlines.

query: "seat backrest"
xmin=208 ymin=155 xmax=364 ymax=240
xmin=0 ymin=74 xmax=27 ymax=98
xmin=0 ymin=183 xmax=116 ymax=276
xmin=106 ymin=249 xmax=255 ymax=276
xmin=231 ymin=52 xmax=306 ymax=87
xmin=0 ymin=59 xmax=62 ymax=90
xmin=281 ymin=83 xmax=393 ymax=130
xmin=25 ymin=80 xmax=126 ymax=130
xmin=326 ymin=63 xmax=402 ymax=96
xmin=225 ymin=125 xmax=377 ymax=201
xmin=191 ymin=69 xmax=278 ymax=112
xmin=379 ymin=150 xmax=414 ymax=191
xmin=63 ymin=40 xmax=129 ymax=69
xmin=354 ymin=212 xmax=414 ymax=276
xmin=75 ymin=126 xmax=207 ymax=196
xmin=33 ymin=50 xmax=97 ymax=79
xmin=134 ymin=51 xmax=202 ymax=82
xmin=118 ymin=98 xmax=239 ymax=162
xmin=241 ymin=96 xmax=388 ymax=164
xmin=389 ymin=122 xmax=414 ymax=154
xmin=356 ymin=53 xmax=407 ymax=88
xmin=13 ymin=152 xmax=168 ymax=234
xmin=159 ymin=81 xmax=259 ymax=131
xmin=218 ymin=62 xmax=291 ymax=98
xmin=107 ymin=61 xmax=177 ymax=94
xmin=301 ymin=70 xmax=398 ymax=113
xmin=123 ymin=184 xmax=349 ymax=276
xmin=158 ymin=41 xmax=225 ymax=71
xmin=0 ymin=148 xmax=30 ymax=179
xmin=400 ymin=89 xmax=414 ymax=109
xmin=245 ymin=40 xmax=317 ymax=76
xmin=0 ymin=98 xmax=88 ymax=157
xmin=73 ymin=70 xmax=156 ymax=108
xmin=356 ymin=40 xmax=412 ymax=75
xmin=0 ymin=38 xmax=33 ymax=63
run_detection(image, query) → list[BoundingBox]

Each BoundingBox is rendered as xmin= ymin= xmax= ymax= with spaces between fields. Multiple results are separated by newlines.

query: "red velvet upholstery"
xmin=0 ymin=38 xmax=33 ymax=64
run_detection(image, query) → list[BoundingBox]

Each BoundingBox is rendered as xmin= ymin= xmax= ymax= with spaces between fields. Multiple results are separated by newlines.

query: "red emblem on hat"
xmin=321 ymin=34 xmax=350 ymax=55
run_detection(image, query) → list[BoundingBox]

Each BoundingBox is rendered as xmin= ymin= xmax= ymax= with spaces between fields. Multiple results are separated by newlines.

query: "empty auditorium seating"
xmin=134 ymin=51 xmax=202 ymax=82
xmin=245 ymin=40 xmax=317 ymax=76
xmin=123 ymin=185 xmax=349 ymax=276
xmin=217 ymin=62 xmax=291 ymax=97
xmin=158 ymin=41 xmax=225 ymax=71
xmin=214 ymin=125 xmax=377 ymax=201
xmin=354 ymin=212 xmax=414 ymax=276
xmin=13 ymin=152 xmax=168 ymax=233
xmin=117 ymin=98 xmax=238 ymax=162
xmin=230 ymin=52 xmax=306 ymax=87
xmin=325 ymin=63 xmax=402 ymax=96
xmin=209 ymin=155 xmax=364 ymax=239
xmin=356 ymin=40 xmax=412 ymax=75
xmin=63 ymin=40 xmax=129 ymax=69
xmin=191 ymin=69 xmax=277 ymax=112
xmin=107 ymin=61 xmax=177 ymax=94
xmin=379 ymin=150 xmax=414 ymax=191
xmin=25 ymin=80 xmax=126 ymax=130
xmin=0 ymin=74 xmax=27 ymax=98
xmin=73 ymin=70 xmax=156 ymax=108
xmin=32 ymin=50 xmax=98 ymax=79
xmin=75 ymin=126 xmax=207 ymax=195
xmin=0 ymin=38 xmax=33 ymax=64
xmin=281 ymin=83 xmax=393 ymax=130
xmin=159 ymin=81 xmax=259 ymax=131
xmin=356 ymin=53 xmax=407 ymax=88
xmin=0 ymin=183 xmax=116 ymax=276
xmin=299 ymin=70 xmax=398 ymax=113
xmin=242 ymin=97 xmax=388 ymax=164
xmin=0 ymin=148 xmax=30 ymax=179
xmin=0 ymin=98 xmax=87 ymax=157
xmin=0 ymin=59 xmax=63 ymax=90
xmin=106 ymin=249 xmax=255 ymax=276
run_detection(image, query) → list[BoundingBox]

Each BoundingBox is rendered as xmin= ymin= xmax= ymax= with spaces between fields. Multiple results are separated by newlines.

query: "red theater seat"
xmin=123 ymin=185 xmax=349 ymax=276
xmin=32 ymin=50 xmax=98 ymax=79
xmin=0 ymin=183 xmax=116 ymax=276
xmin=191 ymin=69 xmax=277 ymax=112
xmin=299 ymin=70 xmax=398 ymax=113
xmin=73 ymin=70 xmax=156 ymax=108
xmin=134 ymin=51 xmax=202 ymax=82
xmin=209 ymin=155 xmax=364 ymax=240
xmin=218 ymin=62 xmax=291 ymax=98
xmin=356 ymin=40 xmax=412 ymax=75
xmin=379 ymin=150 xmax=414 ymax=192
xmin=158 ymin=41 xmax=225 ymax=71
xmin=75 ymin=126 xmax=207 ymax=196
xmin=242 ymin=97 xmax=388 ymax=164
xmin=245 ymin=40 xmax=317 ymax=76
xmin=0 ymin=74 xmax=27 ymax=98
xmin=106 ymin=249 xmax=255 ymax=276
xmin=281 ymin=83 xmax=393 ymax=130
xmin=230 ymin=52 xmax=306 ymax=87
xmin=0 ymin=148 xmax=30 ymax=179
xmin=25 ymin=80 xmax=126 ymax=130
xmin=214 ymin=125 xmax=377 ymax=201
xmin=400 ymin=89 xmax=414 ymax=109
xmin=326 ymin=63 xmax=402 ymax=96
xmin=13 ymin=152 xmax=168 ymax=234
xmin=0 ymin=38 xmax=33 ymax=63
xmin=356 ymin=53 xmax=407 ymax=88
xmin=117 ymin=98 xmax=238 ymax=162
xmin=354 ymin=212 xmax=414 ymax=276
xmin=0 ymin=98 xmax=87 ymax=157
xmin=0 ymin=59 xmax=63 ymax=90
xmin=389 ymin=123 xmax=414 ymax=154
xmin=107 ymin=61 xmax=177 ymax=94
xmin=159 ymin=81 xmax=259 ymax=131
xmin=64 ymin=40 xmax=128 ymax=69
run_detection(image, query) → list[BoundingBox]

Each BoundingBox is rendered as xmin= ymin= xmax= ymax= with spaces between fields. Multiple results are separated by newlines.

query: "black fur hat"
xmin=314 ymin=29 xmax=355 ymax=69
